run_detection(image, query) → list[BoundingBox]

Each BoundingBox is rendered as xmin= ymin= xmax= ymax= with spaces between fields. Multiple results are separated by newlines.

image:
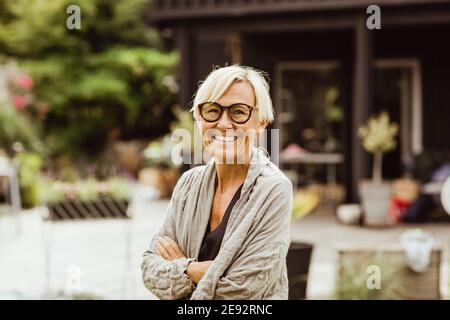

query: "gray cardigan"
xmin=141 ymin=147 xmax=293 ymax=300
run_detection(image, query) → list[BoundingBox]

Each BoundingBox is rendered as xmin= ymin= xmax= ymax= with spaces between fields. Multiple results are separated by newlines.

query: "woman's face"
xmin=196 ymin=81 xmax=267 ymax=164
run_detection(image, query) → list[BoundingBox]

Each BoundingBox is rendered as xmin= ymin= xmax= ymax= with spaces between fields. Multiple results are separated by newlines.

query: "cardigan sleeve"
xmin=141 ymin=170 xmax=196 ymax=300
xmin=210 ymin=179 xmax=293 ymax=300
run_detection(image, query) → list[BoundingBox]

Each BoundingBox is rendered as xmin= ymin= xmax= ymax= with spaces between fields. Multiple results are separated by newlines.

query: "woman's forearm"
xmin=141 ymin=250 xmax=196 ymax=300
xmin=186 ymin=260 xmax=213 ymax=284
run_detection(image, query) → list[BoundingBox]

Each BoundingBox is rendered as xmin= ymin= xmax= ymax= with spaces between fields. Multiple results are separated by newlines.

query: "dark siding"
xmin=375 ymin=25 xmax=450 ymax=151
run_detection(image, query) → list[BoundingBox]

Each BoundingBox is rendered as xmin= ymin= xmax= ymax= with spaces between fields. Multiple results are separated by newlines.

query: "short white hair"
xmin=191 ymin=65 xmax=274 ymax=123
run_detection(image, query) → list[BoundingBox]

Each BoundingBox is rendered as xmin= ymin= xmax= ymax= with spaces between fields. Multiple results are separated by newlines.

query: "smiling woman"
xmin=141 ymin=65 xmax=293 ymax=300
xmin=193 ymin=70 xmax=271 ymax=165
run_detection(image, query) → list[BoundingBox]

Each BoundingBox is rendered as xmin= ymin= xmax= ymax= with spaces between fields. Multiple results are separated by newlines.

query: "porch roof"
xmin=147 ymin=0 xmax=450 ymax=23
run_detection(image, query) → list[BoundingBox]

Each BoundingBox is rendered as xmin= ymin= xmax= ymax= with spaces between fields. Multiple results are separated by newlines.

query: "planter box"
xmin=44 ymin=197 xmax=130 ymax=221
xmin=286 ymin=242 xmax=314 ymax=300
xmin=336 ymin=244 xmax=442 ymax=300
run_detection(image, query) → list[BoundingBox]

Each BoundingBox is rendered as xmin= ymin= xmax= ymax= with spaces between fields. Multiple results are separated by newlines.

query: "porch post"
xmin=351 ymin=15 xmax=373 ymax=202
xmin=175 ymin=25 xmax=192 ymax=109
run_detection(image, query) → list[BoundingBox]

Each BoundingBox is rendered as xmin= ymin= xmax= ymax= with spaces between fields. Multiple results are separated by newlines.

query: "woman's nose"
xmin=216 ymin=109 xmax=234 ymax=129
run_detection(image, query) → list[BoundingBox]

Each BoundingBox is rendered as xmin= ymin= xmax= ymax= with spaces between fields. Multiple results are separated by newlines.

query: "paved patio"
xmin=0 ymin=191 xmax=168 ymax=300
xmin=0 ymin=193 xmax=448 ymax=299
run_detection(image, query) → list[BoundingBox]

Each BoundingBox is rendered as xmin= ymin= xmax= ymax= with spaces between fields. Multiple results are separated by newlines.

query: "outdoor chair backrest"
xmin=441 ymin=176 xmax=450 ymax=215
xmin=0 ymin=157 xmax=21 ymax=212
xmin=0 ymin=157 xmax=14 ymax=177
xmin=44 ymin=198 xmax=131 ymax=222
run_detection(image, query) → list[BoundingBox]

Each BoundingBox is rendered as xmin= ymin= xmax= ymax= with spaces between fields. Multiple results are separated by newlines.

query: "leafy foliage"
xmin=39 ymin=177 xmax=132 ymax=204
xmin=0 ymin=0 xmax=179 ymax=158
xmin=17 ymin=152 xmax=43 ymax=208
xmin=358 ymin=112 xmax=399 ymax=182
xmin=0 ymin=103 xmax=42 ymax=155
xmin=336 ymin=253 xmax=407 ymax=300
xmin=358 ymin=112 xmax=399 ymax=155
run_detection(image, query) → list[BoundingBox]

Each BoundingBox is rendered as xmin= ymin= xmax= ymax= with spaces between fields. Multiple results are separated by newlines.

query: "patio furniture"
xmin=441 ymin=176 xmax=450 ymax=214
xmin=423 ymin=176 xmax=450 ymax=215
xmin=0 ymin=157 xmax=21 ymax=236
xmin=280 ymin=152 xmax=344 ymax=185
xmin=42 ymin=198 xmax=133 ymax=298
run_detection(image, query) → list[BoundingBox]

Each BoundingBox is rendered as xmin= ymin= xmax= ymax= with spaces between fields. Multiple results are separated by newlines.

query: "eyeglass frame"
xmin=197 ymin=102 xmax=256 ymax=124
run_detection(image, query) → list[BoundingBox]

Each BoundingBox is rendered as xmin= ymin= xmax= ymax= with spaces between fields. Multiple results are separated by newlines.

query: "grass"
xmin=335 ymin=252 xmax=407 ymax=300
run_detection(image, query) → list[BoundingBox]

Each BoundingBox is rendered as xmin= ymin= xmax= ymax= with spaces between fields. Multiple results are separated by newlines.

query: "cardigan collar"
xmin=205 ymin=146 xmax=271 ymax=196
xmin=183 ymin=146 xmax=271 ymax=258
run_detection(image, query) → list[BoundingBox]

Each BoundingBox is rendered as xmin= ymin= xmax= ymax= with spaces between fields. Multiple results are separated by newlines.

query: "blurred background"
xmin=0 ymin=0 xmax=450 ymax=300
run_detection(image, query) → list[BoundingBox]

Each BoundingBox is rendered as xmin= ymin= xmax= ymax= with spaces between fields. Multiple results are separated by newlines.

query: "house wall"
xmin=167 ymin=5 xmax=450 ymax=201
xmin=375 ymin=24 xmax=450 ymax=152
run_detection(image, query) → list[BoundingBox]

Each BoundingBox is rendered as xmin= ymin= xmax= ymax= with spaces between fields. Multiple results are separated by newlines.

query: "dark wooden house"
xmin=147 ymin=0 xmax=450 ymax=201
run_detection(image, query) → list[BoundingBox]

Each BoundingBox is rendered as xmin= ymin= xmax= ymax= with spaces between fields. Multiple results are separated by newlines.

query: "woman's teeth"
xmin=213 ymin=135 xmax=238 ymax=143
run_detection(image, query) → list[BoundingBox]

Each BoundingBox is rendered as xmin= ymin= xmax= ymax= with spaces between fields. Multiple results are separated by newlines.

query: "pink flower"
xmin=15 ymin=75 xmax=34 ymax=89
xmin=12 ymin=95 xmax=26 ymax=110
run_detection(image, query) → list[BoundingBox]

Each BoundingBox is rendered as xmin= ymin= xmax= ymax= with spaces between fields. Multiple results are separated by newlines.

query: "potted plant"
xmin=358 ymin=112 xmax=399 ymax=226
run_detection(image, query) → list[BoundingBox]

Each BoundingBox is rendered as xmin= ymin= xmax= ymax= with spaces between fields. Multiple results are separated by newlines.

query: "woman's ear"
xmin=258 ymin=119 xmax=269 ymax=135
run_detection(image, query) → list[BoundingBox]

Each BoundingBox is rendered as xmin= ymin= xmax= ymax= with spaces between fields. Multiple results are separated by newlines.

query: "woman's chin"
xmin=213 ymin=147 xmax=251 ymax=164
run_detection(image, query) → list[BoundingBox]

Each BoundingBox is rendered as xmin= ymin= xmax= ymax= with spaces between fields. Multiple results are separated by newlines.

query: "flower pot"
xmin=286 ymin=242 xmax=313 ymax=300
xmin=359 ymin=180 xmax=392 ymax=226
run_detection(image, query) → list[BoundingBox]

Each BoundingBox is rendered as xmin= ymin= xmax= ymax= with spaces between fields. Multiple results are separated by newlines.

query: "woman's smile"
xmin=211 ymin=134 xmax=239 ymax=143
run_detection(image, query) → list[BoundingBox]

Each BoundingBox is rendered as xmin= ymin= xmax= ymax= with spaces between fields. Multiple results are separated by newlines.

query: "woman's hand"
xmin=155 ymin=236 xmax=212 ymax=284
xmin=186 ymin=260 xmax=213 ymax=284
xmin=156 ymin=236 xmax=186 ymax=261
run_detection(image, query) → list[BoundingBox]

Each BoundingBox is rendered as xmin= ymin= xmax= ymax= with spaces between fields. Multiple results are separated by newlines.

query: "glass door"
xmin=374 ymin=59 xmax=422 ymax=179
xmin=275 ymin=61 xmax=345 ymax=187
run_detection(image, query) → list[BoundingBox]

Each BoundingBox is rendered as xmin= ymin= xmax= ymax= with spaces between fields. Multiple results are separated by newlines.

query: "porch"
xmin=148 ymin=0 xmax=450 ymax=202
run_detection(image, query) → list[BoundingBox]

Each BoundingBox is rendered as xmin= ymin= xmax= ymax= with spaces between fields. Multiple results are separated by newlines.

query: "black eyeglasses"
xmin=197 ymin=102 xmax=255 ymax=124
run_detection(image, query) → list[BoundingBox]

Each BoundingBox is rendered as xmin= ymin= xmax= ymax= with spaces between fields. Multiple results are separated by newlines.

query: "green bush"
xmin=39 ymin=177 xmax=132 ymax=204
xmin=0 ymin=104 xmax=43 ymax=155
xmin=0 ymin=0 xmax=179 ymax=158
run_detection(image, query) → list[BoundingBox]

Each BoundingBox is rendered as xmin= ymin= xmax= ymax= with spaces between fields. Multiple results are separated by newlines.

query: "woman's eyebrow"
xmin=220 ymin=102 xmax=252 ymax=106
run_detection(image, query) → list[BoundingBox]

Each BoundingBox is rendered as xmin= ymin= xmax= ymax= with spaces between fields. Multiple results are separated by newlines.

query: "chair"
xmin=441 ymin=176 xmax=450 ymax=215
xmin=0 ymin=157 xmax=21 ymax=236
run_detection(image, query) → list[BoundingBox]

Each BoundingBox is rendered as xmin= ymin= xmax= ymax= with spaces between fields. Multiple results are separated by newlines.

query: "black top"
xmin=197 ymin=183 xmax=244 ymax=262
